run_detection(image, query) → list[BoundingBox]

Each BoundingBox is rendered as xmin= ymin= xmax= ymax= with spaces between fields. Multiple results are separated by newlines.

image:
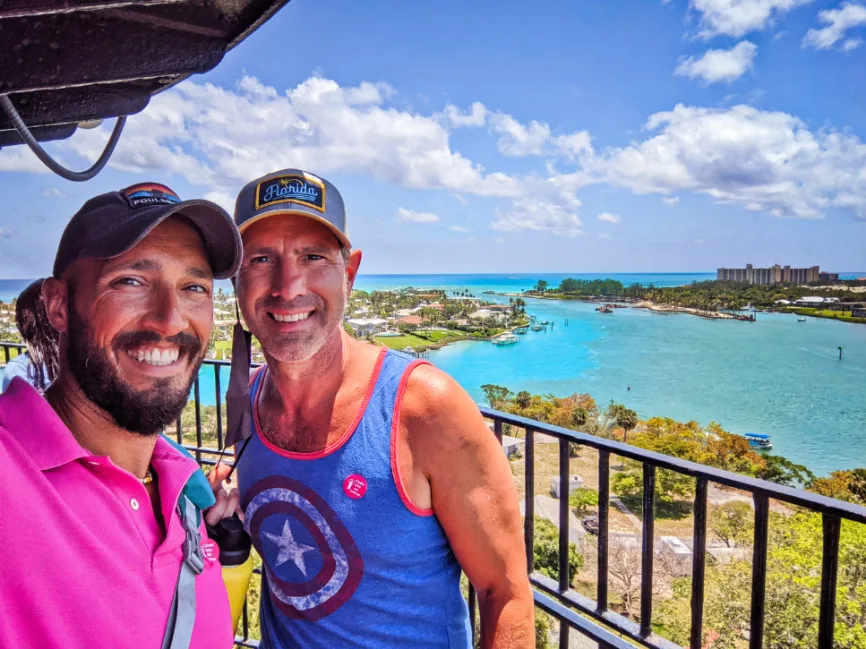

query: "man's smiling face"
xmin=50 ymin=218 xmax=214 ymax=436
xmin=237 ymin=214 xmax=360 ymax=363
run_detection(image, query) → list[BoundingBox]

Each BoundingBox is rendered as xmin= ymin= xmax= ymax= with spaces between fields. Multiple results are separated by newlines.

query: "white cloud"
xmin=803 ymin=2 xmax=866 ymax=49
xmin=663 ymin=196 xmax=681 ymax=206
xmin=492 ymin=193 xmax=584 ymax=237
xmin=3 ymin=72 xmax=862 ymax=239
xmin=442 ymin=102 xmax=488 ymax=128
xmin=598 ymin=212 xmax=622 ymax=224
xmin=599 ymin=232 xmax=613 ymax=240
xmin=448 ymin=225 xmax=473 ymax=233
xmin=585 ymin=103 xmax=866 ymax=219
xmin=488 ymin=112 xmax=593 ymax=159
xmin=42 ymin=188 xmax=64 ymax=198
xmin=63 ymin=75 xmax=520 ymax=200
xmin=203 ymin=191 xmax=235 ymax=212
xmin=396 ymin=207 xmax=440 ymax=224
xmin=691 ymin=0 xmax=814 ymax=38
xmin=695 ymin=238 xmax=706 ymax=244
xmin=675 ymin=41 xmax=758 ymax=83
xmin=489 ymin=112 xmax=551 ymax=156
xmin=0 ymin=146 xmax=53 ymax=174
xmin=553 ymin=131 xmax=594 ymax=159
xmin=842 ymin=37 xmax=864 ymax=49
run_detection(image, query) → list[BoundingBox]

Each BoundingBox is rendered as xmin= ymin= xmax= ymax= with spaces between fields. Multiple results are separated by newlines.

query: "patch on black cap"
xmin=122 ymin=183 xmax=181 ymax=209
xmin=255 ymin=174 xmax=325 ymax=212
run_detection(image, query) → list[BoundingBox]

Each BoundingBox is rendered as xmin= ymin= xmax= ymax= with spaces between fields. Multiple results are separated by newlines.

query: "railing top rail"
xmin=480 ymin=406 xmax=866 ymax=524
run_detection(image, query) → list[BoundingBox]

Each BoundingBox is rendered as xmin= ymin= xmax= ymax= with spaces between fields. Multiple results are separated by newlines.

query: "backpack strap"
xmin=161 ymin=495 xmax=204 ymax=649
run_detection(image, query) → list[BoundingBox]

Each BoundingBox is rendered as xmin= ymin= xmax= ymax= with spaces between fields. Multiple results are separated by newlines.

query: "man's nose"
xmin=139 ymin=286 xmax=190 ymax=337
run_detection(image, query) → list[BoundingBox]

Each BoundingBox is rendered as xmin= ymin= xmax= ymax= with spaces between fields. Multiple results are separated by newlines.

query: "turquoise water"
xmin=429 ymin=298 xmax=866 ymax=476
xmin=4 ymin=274 xmax=865 ymax=475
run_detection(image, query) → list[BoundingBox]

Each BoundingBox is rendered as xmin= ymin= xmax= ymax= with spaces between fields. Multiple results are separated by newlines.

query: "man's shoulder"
xmin=399 ymin=362 xmax=475 ymax=427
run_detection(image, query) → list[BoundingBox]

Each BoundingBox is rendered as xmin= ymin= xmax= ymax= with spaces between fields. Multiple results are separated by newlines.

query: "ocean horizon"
xmin=4 ymin=271 xmax=864 ymax=302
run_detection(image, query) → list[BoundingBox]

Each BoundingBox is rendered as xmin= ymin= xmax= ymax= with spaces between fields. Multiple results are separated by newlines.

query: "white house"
xmin=795 ymin=296 xmax=828 ymax=305
xmin=469 ymin=308 xmax=501 ymax=321
xmin=346 ymin=318 xmax=389 ymax=336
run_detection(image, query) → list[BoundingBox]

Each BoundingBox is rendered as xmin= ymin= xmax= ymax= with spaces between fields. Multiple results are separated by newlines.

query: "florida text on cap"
xmin=233 ymin=169 xmax=350 ymax=248
xmin=53 ymin=182 xmax=243 ymax=280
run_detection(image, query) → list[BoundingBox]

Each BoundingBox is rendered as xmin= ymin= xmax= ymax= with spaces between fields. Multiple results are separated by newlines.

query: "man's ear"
xmin=345 ymin=249 xmax=362 ymax=293
xmin=42 ymin=277 xmax=69 ymax=335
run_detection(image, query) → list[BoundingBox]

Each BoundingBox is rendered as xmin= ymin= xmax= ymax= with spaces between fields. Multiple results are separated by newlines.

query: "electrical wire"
xmin=0 ymin=94 xmax=126 ymax=182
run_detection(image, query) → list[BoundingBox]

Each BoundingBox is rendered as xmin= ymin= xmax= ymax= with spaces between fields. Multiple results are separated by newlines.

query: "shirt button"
xmin=130 ymin=498 xmax=140 ymax=511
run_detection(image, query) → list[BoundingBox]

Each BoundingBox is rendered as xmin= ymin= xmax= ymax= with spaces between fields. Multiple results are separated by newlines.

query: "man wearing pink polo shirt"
xmin=0 ymin=183 xmax=242 ymax=649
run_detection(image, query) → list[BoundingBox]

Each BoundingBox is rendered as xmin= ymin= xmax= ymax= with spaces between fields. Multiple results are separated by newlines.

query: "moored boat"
xmin=744 ymin=432 xmax=773 ymax=450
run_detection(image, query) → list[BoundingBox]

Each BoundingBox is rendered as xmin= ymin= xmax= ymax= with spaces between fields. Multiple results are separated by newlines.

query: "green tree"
xmin=533 ymin=517 xmax=583 ymax=584
xmin=480 ymin=384 xmax=513 ymax=409
xmin=758 ymin=455 xmax=816 ymax=487
xmin=568 ymin=488 xmax=599 ymax=516
xmin=809 ymin=468 xmax=866 ymax=504
xmin=515 ymin=390 xmax=532 ymax=410
xmin=658 ymin=512 xmax=866 ymax=649
xmin=708 ymin=501 xmax=754 ymax=548
xmin=607 ymin=402 xmax=638 ymax=442
xmin=535 ymin=280 xmax=548 ymax=294
xmin=612 ymin=464 xmax=695 ymax=504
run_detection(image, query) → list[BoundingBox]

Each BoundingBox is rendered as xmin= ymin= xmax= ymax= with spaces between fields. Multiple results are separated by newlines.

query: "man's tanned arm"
xmin=401 ymin=365 xmax=535 ymax=649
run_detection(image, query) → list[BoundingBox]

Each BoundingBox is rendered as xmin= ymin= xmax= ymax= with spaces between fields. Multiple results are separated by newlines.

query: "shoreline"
xmin=499 ymin=292 xmax=740 ymax=320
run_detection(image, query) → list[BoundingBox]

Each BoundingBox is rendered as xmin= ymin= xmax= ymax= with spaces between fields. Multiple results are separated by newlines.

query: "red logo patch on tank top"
xmin=343 ymin=474 xmax=368 ymax=499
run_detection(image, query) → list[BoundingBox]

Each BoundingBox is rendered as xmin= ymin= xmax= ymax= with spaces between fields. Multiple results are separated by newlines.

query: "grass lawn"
xmin=374 ymin=331 xmax=471 ymax=351
xmin=790 ymin=307 xmax=866 ymax=324
xmin=210 ymin=340 xmax=232 ymax=359
xmin=373 ymin=334 xmax=437 ymax=351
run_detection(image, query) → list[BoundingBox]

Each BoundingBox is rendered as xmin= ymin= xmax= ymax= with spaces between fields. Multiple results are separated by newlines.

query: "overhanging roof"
xmin=0 ymin=0 xmax=289 ymax=149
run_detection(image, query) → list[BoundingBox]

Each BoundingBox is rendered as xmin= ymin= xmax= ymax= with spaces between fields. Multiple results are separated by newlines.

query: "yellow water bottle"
xmin=208 ymin=515 xmax=254 ymax=634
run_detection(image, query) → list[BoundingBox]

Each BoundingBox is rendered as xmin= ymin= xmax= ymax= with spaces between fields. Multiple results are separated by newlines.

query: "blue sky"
xmin=1 ymin=0 xmax=865 ymax=276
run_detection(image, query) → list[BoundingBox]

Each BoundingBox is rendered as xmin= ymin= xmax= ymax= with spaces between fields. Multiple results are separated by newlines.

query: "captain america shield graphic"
xmin=244 ymin=476 xmax=364 ymax=620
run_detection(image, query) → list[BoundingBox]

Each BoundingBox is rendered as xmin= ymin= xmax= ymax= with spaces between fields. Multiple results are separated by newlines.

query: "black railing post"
xmin=818 ymin=513 xmax=841 ymax=649
xmin=640 ymin=464 xmax=656 ymax=637
xmin=494 ymin=418 xmax=503 ymax=444
xmin=2 ymin=344 xmax=9 ymax=364
xmin=525 ymin=427 xmax=535 ymax=574
xmin=690 ymin=478 xmax=708 ymax=649
xmin=214 ymin=364 xmax=224 ymax=450
xmin=597 ymin=449 xmax=610 ymax=612
xmin=558 ymin=438 xmax=571 ymax=649
xmin=558 ymin=438 xmax=571 ymax=591
xmin=468 ymin=583 xmax=478 ymax=643
xmin=193 ymin=377 xmax=203 ymax=463
xmin=749 ymin=493 xmax=770 ymax=649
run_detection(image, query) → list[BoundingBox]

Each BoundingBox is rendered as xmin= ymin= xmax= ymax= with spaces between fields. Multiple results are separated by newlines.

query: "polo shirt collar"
xmin=0 ymin=377 xmax=88 ymax=471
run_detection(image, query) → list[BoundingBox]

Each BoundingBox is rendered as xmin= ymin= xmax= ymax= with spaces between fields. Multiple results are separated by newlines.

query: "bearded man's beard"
xmin=65 ymin=301 xmax=204 ymax=437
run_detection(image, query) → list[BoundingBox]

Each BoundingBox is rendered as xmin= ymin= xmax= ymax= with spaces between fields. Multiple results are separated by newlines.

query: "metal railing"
xmin=3 ymin=342 xmax=865 ymax=649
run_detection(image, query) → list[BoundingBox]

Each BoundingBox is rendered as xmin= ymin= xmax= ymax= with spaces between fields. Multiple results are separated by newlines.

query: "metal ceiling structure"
xmin=0 ymin=0 xmax=290 ymax=178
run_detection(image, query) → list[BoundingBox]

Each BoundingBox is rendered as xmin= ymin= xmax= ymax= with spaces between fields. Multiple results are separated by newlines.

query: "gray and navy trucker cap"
xmin=234 ymin=169 xmax=350 ymax=248
xmin=53 ymin=183 xmax=242 ymax=280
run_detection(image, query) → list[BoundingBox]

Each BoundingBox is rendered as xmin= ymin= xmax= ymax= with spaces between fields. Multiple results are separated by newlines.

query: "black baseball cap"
xmin=53 ymin=183 xmax=242 ymax=280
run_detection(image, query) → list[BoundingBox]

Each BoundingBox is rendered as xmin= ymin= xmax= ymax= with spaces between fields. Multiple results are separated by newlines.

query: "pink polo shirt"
xmin=0 ymin=378 xmax=233 ymax=649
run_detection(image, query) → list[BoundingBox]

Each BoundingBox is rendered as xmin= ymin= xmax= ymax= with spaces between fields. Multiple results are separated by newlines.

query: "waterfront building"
xmin=717 ymin=263 xmax=825 ymax=285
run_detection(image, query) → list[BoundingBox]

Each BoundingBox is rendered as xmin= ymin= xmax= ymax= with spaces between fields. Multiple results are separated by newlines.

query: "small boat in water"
xmin=798 ymin=317 xmax=807 ymax=322
xmin=491 ymin=333 xmax=519 ymax=346
xmin=531 ymin=324 xmax=544 ymax=331
xmin=744 ymin=433 xmax=773 ymax=450
xmin=597 ymin=305 xmax=613 ymax=314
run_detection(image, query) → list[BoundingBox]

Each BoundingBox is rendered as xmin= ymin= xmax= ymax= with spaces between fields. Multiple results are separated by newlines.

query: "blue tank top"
xmin=238 ymin=349 xmax=472 ymax=649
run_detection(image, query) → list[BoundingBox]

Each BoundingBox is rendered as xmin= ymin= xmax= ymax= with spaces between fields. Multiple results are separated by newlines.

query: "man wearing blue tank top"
xmin=209 ymin=168 xmax=534 ymax=648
